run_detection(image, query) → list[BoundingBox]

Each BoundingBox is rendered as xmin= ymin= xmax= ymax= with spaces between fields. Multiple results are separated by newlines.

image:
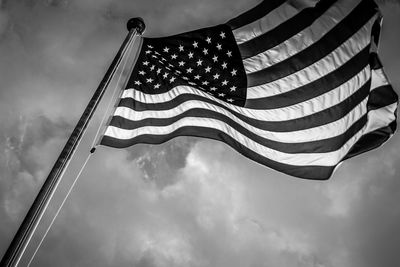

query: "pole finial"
xmin=127 ymin=17 xmax=146 ymax=34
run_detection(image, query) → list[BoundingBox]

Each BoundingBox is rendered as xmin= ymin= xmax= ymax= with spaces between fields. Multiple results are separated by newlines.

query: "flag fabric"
xmin=101 ymin=0 xmax=398 ymax=179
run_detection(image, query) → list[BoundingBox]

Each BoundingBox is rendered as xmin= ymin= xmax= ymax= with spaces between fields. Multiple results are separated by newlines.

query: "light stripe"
xmin=104 ymin=116 xmax=368 ymax=167
xmin=226 ymin=0 xmax=286 ymax=30
xmin=113 ymin=94 xmax=368 ymax=143
xmin=365 ymin=103 xmax=398 ymax=134
xmin=121 ymin=67 xmax=369 ymax=123
xmin=243 ymin=13 xmax=373 ymax=74
xmin=233 ymin=2 xmax=299 ymax=44
xmin=241 ymin=0 xmax=362 ymax=72
xmin=371 ymin=68 xmax=389 ymax=91
xmin=246 ymin=36 xmax=371 ymax=100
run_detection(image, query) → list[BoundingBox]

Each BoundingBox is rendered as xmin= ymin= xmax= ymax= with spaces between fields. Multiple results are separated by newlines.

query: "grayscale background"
xmin=0 ymin=0 xmax=399 ymax=266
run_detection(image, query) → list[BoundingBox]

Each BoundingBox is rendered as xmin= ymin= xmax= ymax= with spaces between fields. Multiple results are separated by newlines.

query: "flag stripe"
xmin=370 ymin=52 xmax=383 ymax=69
xmin=246 ymin=3 xmax=376 ymax=87
xmin=238 ymin=0 xmax=340 ymax=59
xmin=109 ymin=109 xmax=369 ymax=155
xmin=117 ymin=95 xmax=370 ymax=145
xmin=245 ymin=46 xmax=370 ymax=109
xmin=102 ymin=115 xmax=368 ymax=167
xmin=232 ymin=2 xmax=299 ymax=44
xmin=240 ymin=0 xmax=362 ymax=71
xmin=226 ymin=0 xmax=286 ymax=30
xmin=113 ymin=94 xmax=367 ymax=142
xmin=118 ymin=79 xmax=371 ymax=132
xmin=345 ymin=105 xmax=397 ymax=159
xmin=101 ymin=126 xmax=337 ymax=180
xmin=345 ymin=122 xmax=396 ymax=159
xmin=367 ymin=85 xmax=399 ymax=111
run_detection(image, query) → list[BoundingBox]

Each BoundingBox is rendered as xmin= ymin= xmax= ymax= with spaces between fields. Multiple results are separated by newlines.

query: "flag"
xmin=100 ymin=0 xmax=398 ymax=179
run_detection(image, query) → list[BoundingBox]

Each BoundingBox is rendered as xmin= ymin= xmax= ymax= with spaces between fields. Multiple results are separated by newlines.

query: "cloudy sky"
xmin=0 ymin=0 xmax=399 ymax=266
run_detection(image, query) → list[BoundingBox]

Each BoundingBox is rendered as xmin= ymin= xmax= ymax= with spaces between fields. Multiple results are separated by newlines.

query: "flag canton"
xmin=126 ymin=24 xmax=247 ymax=106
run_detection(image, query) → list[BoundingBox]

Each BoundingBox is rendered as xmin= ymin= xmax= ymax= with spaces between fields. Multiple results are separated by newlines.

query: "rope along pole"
xmin=26 ymin=153 xmax=92 ymax=267
xmin=0 ymin=18 xmax=146 ymax=267
xmin=26 ymin=33 xmax=138 ymax=266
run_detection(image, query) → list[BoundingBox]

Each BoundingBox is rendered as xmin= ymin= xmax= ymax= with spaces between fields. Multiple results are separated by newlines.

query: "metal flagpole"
xmin=0 ymin=17 xmax=146 ymax=267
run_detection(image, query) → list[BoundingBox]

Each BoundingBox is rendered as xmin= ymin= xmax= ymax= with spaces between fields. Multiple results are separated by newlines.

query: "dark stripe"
xmin=344 ymin=120 xmax=397 ymax=160
xmin=109 ymin=107 xmax=368 ymax=154
xmin=371 ymin=14 xmax=382 ymax=47
xmin=246 ymin=0 xmax=377 ymax=87
xmin=367 ymin=84 xmax=399 ymax=111
xmin=370 ymin=52 xmax=383 ymax=69
xmin=118 ymin=79 xmax=371 ymax=132
xmin=101 ymin=126 xmax=336 ymax=180
xmin=226 ymin=0 xmax=286 ymax=30
xmin=245 ymin=45 xmax=370 ymax=109
xmin=238 ymin=0 xmax=338 ymax=59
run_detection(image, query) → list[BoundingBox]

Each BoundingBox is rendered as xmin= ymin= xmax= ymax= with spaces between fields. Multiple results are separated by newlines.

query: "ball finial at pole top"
xmin=127 ymin=17 xmax=146 ymax=34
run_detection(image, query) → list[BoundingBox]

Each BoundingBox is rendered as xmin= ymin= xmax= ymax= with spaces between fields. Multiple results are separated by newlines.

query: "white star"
xmin=194 ymin=75 xmax=201 ymax=80
xmin=227 ymin=98 xmax=234 ymax=102
xmin=222 ymin=80 xmax=228 ymax=86
xmin=203 ymin=48 xmax=208 ymax=55
xmin=143 ymin=61 xmax=149 ymax=66
xmin=218 ymin=93 xmax=226 ymax=97
xmin=202 ymin=81 xmax=209 ymax=85
xmin=178 ymin=61 xmax=185 ymax=66
xmin=170 ymin=77 xmax=176 ymax=83
xmin=161 ymin=57 xmax=167 ymax=61
xmin=139 ymin=70 xmax=146 ymax=75
xmin=206 ymin=37 xmax=212 ymax=44
xmin=204 ymin=66 xmax=211 ymax=73
xmin=163 ymin=73 xmax=169 ymax=78
xmin=221 ymin=62 xmax=227 ymax=69
xmin=213 ymin=73 xmax=220 ymax=79
xmin=220 ymin=32 xmax=226 ymax=39
xmin=145 ymin=50 xmax=152 ymax=54
xmin=171 ymin=54 xmax=177 ymax=59
xmin=210 ymin=87 xmax=217 ymax=91
xmin=154 ymin=51 xmax=160 ymax=55
xmin=175 ymin=70 xmax=182 ymax=74
xmin=168 ymin=63 xmax=173 ymax=68
xmin=156 ymin=68 xmax=162 ymax=74
xmin=188 ymin=52 xmax=194 ymax=58
xmin=183 ymin=76 xmax=189 ymax=80
xmin=134 ymin=80 xmax=142 ymax=85
xmin=150 ymin=65 xmax=155 ymax=71
xmin=187 ymin=68 xmax=193 ymax=73
xmin=212 ymin=55 xmax=218 ymax=62
xmin=151 ymin=55 xmax=157 ymax=59
xmin=193 ymin=41 xmax=198 ymax=48
xmin=231 ymin=69 xmax=237 ymax=76
xmin=196 ymin=59 xmax=203 ymax=66
xmin=154 ymin=83 xmax=161 ymax=89
xmin=216 ymin=43 xmax=222 ymax=50
xmin=226 ymin=50 xmax=232 ymax=57
xmin=189 ymin=81 xmax=196 ymax=85
xmin=147 ymin=45 xmax=153 ymax=49
xmin=179 ymin=45 xmax=184 ymax=51
xmin=146 ymin=78 xmax=154 ymax=83
xmin=163 ymin=47 xmax=170 ymax=53
xmin=230 ymin=86 xmax=237 ymax=92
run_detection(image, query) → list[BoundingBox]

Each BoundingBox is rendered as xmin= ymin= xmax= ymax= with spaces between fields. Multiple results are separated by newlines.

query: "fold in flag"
xmin=101 ymin=0 xmax=398 ymax=179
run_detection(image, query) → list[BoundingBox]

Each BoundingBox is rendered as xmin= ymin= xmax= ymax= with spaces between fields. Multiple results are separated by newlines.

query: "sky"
xmin=0 ymin=0 xmax=399 ymax=266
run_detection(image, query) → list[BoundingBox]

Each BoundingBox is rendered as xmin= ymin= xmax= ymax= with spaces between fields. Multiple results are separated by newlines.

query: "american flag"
xmin=101 ymin=0 xmax=398 ymax=179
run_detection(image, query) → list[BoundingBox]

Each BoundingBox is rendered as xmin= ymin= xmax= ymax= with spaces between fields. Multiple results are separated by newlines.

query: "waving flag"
xmin=101 ymin=0 xmax=398 ymax=179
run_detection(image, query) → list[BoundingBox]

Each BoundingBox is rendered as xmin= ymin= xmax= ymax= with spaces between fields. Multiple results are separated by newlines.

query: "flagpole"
xmin=0 ymin=18 xmax=146 ymax=267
